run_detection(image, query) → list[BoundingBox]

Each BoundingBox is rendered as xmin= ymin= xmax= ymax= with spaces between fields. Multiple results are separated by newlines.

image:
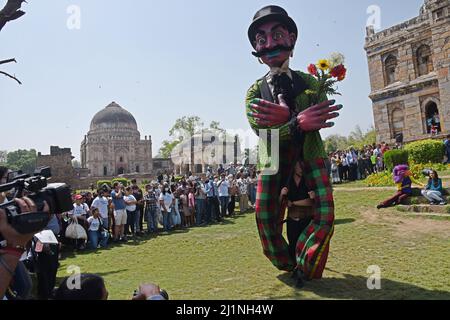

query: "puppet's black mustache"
xmin=252 ymin=45 xmax=294 ymax=58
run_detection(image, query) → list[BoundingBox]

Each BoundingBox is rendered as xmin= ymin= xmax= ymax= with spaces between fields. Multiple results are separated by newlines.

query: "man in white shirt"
xmin=217 ymin=173 xmax=230 ymax=218
xmin=91 ymin=190 xmax=109 ymax=229
xmin=70 ymin=195 xmax=89 ymax=223
xmin=124 ymin=187 xmax=138 ymax=236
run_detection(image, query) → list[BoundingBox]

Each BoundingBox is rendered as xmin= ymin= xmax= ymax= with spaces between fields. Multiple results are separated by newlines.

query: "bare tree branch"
xmin=0 ymin=0 xmax=27 ymax=32
xmin=0 ymin=70 xmax=22 ymax=84
xmin=0 ymin=1 xmax=29 ymax=84
xmin=0 ymin=58 xmax=17 ymax=65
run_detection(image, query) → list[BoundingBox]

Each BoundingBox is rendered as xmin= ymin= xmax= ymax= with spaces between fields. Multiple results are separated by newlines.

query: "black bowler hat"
xmin=248 ymin=5 xmax=298 ymax=48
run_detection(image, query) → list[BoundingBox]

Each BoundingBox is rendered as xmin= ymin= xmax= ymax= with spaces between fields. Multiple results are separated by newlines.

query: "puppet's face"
xmin=254 ymin=21 xmax=296 ymax=68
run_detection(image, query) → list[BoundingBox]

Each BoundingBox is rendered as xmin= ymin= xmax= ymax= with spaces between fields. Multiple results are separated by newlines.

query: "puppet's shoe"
xmin=291 ymin=270 xmax=298 ymax=279
xmin=295 ymin=277 xmax=305 ymax=289
xmin=376 ymin=204 xmax=383 ymax=209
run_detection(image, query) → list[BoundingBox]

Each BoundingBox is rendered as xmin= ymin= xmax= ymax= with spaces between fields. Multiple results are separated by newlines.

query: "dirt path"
xmin=359 ymin=208 xmax=450 ymax=239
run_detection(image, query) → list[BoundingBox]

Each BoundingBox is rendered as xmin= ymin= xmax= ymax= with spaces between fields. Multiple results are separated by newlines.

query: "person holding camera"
xmin=159 ymin=184 xmax=174 ymax=232
xmin=124 ymin=187 xmax=138 ymax=237
xmin=53 ymin=273 xmax=167 ymax=300
xmin=111 ymin=182 xmax=127 ymax=242
xmin=0 ymin=197 xmax=50 ymax=299
xmin=130 ymin=180 xmax=144 ymax=235
xmin=144 ymin=184 xmax=158 ymax=235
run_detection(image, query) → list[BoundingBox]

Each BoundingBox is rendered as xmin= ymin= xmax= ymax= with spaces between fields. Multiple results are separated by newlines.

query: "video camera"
xmin=0 ymin=167 xmax=73 ymax=240
xmin=133 ymin=288 xmax=169 ymax=300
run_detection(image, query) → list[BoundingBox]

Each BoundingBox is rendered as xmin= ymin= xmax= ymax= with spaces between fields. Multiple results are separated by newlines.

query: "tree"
xmin=0 ymin=150 xmax=7 ymax=164
xmin=169 ymin=116 xmax=203 ymax=140
xmin=324 ymin=135 xmax=348 ymax=154
xmin=0 ymin=0 xmax=28 ymax=84
xmin=209 ymin=121 xmax=225 ymax=132
xmin=6 ymin=149 xmax=37 ymax=174
xmin=72 ymin=159 xmax=81 ymax=168
xmin=158 ymin=139 xmax=181 ymax=158
xmin=324 ymin=126 xmax=376 ymax=153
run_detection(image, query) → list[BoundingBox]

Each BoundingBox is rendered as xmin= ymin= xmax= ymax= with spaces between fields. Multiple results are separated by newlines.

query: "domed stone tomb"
xmin=81 ymin=102 xmax=153 ymax=177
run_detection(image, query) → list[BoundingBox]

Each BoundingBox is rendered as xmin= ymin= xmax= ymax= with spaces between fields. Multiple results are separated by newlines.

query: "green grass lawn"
xmin=57 ymin=189 xmax=450 ymax=300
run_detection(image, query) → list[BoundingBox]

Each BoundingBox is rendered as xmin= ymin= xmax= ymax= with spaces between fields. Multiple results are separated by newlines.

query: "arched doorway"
xmin=117 ymin=167 xmax=125 ymax=175
xmin=425 ymin=102 xmax=441 ymax=134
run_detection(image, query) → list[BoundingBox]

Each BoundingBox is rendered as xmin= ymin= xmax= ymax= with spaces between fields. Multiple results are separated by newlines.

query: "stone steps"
xmin=402 ymin=196 xmax=447 ymax=205
xmin=397 ymin=204 xmax=450 ymax=215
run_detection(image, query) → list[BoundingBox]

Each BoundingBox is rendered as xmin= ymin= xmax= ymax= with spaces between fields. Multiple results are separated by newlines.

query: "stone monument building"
xmin=81 ymin=102 xmax=153 ymax=177
xmin=365 ymin=0 xmax=450 ymax=144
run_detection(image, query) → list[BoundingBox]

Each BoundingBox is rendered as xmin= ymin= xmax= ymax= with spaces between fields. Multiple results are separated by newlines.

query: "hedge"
xmin=96 ymin=180 xmax=112 ymax=189
xmin=383 ymin=149 xmax=409 ymax=171
xmin=365 ymin=161 xmax=448 ymax=187
xmin=111 ymin=178 xmax=129 ymax=187
xmin=404 ymin=139 xmax=444 ymax=164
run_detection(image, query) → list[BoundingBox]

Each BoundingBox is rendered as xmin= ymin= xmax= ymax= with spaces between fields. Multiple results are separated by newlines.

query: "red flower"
xmin=307 ymin=64 xmax=318 ymax=76
xmin=330 ymin=64 xmax=347 ymax=81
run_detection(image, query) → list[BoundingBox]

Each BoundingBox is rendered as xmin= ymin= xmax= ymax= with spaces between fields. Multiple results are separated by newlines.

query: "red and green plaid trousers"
xmin=255 ymin=149 xmax=335 ymax=279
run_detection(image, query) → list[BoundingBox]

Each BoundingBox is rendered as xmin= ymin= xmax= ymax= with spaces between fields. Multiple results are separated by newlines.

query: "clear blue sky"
xmin=0 ymin=0 xmax=424 ymax=160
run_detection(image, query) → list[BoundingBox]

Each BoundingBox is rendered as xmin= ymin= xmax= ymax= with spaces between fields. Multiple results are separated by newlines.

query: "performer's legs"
xmin=378 ymin=191 xmax=402 ymax=208
xmin=296 ymin=159 xmax=335 ymax=280
xmin=255 ymin=175 xmax=294 ymax=271
xmin=287 ymin=218 xmax=302 ymax=263
xmin=397 ymin=193 xmax=410 ymax=205
xmin=287 ymin=217 xmax=312 ymax=264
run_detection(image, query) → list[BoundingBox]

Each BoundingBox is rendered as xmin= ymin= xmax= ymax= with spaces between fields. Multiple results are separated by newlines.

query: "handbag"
xmin=65 ymin=217 xmax=88 ymax=240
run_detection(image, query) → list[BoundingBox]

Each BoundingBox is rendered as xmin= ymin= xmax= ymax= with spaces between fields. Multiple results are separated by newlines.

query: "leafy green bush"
xmin=174 ymin=175 xmax=184 ymax=182
xmin=404 ymin=139 xmax=444 ymax=164
xmin=111 ymin=178 xmax=129 ymax=187
xmin=365 ymin=161 xmax=448 ymax=187
xmin=383 ymin=149 xmax=409 ymax=171
xmin=96 ymin=180 xmax=112 ymax=189
xmin=365 ymin=170 xmax=395 ymax=187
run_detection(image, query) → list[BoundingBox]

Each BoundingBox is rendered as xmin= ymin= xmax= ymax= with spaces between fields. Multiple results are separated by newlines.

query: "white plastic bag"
xmin=65 ymin=217 xmax=87 ymax=240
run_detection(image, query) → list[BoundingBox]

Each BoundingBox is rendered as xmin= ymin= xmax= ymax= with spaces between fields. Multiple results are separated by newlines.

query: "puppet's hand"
xmin=248 ymin=95 xmax=291 ymax=127
xmin=308 ymin=191 xmax=316 ymax=200
xmin=287 ymin=201 xmax=293 ymax=208
xmin=297 ymin=100 xmax=342 ymax=132
xmin=280 ymin=187 xmax=289 ymax=197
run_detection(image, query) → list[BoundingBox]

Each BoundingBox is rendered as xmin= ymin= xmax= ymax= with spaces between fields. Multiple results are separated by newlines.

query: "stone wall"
xmin=36 ymin=146 xmax=78 ymax=189
xmin=365 ymin=0 xmax=450 ymax=144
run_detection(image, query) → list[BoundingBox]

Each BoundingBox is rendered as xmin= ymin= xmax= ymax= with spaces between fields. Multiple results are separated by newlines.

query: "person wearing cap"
xmin=69 ymin=194 xmax=89 ymax=250
xmin=246 ymin=5 xmax=340 ymax=282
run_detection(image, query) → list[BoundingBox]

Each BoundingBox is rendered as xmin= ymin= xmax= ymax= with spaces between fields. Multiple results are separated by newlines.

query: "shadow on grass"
xmin=334 ymin=218 xmax=356 ymax=225
xmin=275 ymin=272 xmax=450 ymax=300
xmin=54 ymin=269 xmax=129 ymax=288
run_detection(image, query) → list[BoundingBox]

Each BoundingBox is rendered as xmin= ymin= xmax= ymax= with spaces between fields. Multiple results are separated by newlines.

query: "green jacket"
xmin=245 ymin=70 xmax=328 ymax=166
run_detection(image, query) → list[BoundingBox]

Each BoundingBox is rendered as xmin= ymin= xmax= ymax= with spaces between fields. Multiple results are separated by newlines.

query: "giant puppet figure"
xmin=245 ymin=6 xmax=343 ymax=285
